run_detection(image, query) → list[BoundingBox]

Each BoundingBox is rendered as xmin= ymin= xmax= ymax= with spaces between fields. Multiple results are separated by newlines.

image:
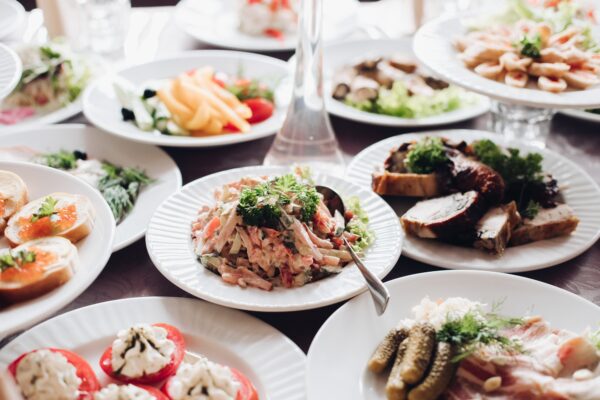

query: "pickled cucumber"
xmin=368 ymin=328 xmax=409 ymax=373
xmin=386 ymin=339 xmax=409 ymax=400
xmin=407 ymin=342 xmax=457 ymax=400
xmin=399 ymin=323 xmax=436 ymax=384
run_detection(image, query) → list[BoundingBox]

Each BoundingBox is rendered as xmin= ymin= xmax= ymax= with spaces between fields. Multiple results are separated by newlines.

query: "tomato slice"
xmin=162 ymin=366 xmax=258 ymax=400
xmin=8 ymin=348 xmax=100 ymax=400
xmin=99 ymin=323 xmax=185 ymax=384
xmin=243 ymin=98 xmax=274 ymax=124
xmin=136 ymin=384 xmax=170 ymax=400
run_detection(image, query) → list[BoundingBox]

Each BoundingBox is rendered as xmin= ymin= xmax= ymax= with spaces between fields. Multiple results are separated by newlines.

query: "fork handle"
xmin=343 ymin=237 xmax=390 ymax=315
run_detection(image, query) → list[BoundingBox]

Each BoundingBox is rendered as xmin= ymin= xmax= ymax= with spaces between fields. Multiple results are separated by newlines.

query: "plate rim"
xmin=145 ymin=165 xmax=403 ymax=312
xmin=0 ymin=43 xmax=22 ymax=101
xmin=346 ymin=128 xmax=600 ymax=272
xmin=82 ymin=49 xmax=289 ymax=148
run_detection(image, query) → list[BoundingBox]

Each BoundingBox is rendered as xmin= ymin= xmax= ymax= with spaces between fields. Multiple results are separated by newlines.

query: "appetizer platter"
xmin=307 ymin=270 xmax=600 ymax=400
xmin=414 ymin=1 xmax=600 ymax=108
xmin=0 ymin=161 xmax=115 ymax=338
xmin=321 ymin=38 xmax=489 ymax=127
xmin=0 ymin=296 xmax=306 ymax=399
xmin=174 ymin=0 xmax=358 ymax=52
xmin=0 ymin=0 xmax=25 ymax=41
xmin=146 ymin=166 xmax=402 ymax=311
xmin=0 ymin=43 xmax=21 ymax=101
xmin=0 ymin=42 xmax=98 ymax=132
xmin=0 ymin=125 xmax=182 ymax=251
xmin=84 ymin=51 xmax=288 ymax=147
xmin=347 ymin=130 xmax=600 ymax=272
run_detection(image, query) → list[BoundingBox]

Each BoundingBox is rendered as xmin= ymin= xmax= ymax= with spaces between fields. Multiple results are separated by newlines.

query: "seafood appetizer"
xmin=373 ymin=137 xmax=578 ymax=254
xmin=6 ymin=322 xmax=259 ymax=400
xmin=0 ymin=170 xmax=95 ymax=304
xmin=192 ymin=173 xmax=373 ymax=290
xmin=332 ymin=55 xmax=476 ymax=119
xmin=368 ymin=297 xmax=600 ymax=400
xmin=114 ymin=66 xmax=275 ymax=137
xmin=238 ymin=0 xmax=298 ymax=39
xmin=0 ymin=42 xmax=91 ymax=126
xmin=455 ymin=0 xmax=600 ymax=93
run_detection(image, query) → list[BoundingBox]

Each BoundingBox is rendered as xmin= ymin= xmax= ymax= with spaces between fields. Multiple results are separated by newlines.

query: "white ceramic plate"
xmin=175 ymin=0 xmax=359 ymax=52
xmin=0 ymin=43 xmax=21 ymax=101
xmin=0 ymin=98 xmax=84 ymax=134
xmin=561 ymin=109 xmax=600 ymax=123
xmin=321 ymin=38 xmax=489 ymax=127
xmin=0 ymin=124 xmax=182 ymax=251
xmin=0 ymin=0 xmax=25 ymax=40
xmin=346 ymin=129 xmax=600 ymax=272
xmin=0 ymin=161 xmax=115 ymax=338
xmin=307 ymin=270 xmax=600 ymax=400
xmin=414 ymin=14 xmax=600 ymax=109
xmin=146 ymin=165 xmax=403 ymax=312
xmin=0 ymin=296 xmax=306 ymax=400
xmin=84 ymin=51 xmax=288 ymax=147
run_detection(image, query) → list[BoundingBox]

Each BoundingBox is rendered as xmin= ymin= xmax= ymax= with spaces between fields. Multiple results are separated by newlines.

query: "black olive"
xmin=121 ymin=108 xmax=135 ymax=121
xmin=142 ymin=89 xmax=157 ymax=99
xmin=73 ymin=150 xmax=88 ymax=160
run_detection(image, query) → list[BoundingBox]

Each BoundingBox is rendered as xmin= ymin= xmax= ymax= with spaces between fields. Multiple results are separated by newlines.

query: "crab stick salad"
xmin=238 ymin=0 xmax=298 ymax=39
xmin=192 ymin=172 xmax=374 ymax=290
xmin=114 ymin=66 xmax=275 ymax=137
xmin=368 ymin=297 xmax=600 ymax=400
xmin=6 ymin=322 xmax=258 ymax=399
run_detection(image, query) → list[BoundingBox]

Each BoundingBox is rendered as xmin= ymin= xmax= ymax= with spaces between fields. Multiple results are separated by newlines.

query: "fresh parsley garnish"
xmin=31 ymin=196 xmax=58 ymax=222
xmin=523 ymin=200 xmax=541 ymax=219
xmin=227 ymin=79 xmax=274 ymax=102
xmin=405 ymin=137 xmax=449 ymax=174
xmin=473 ymin=139 xmax=543 ymax=186
xmin=40 ymin=150 xmax=87 ymax=170
xmin=0 ymin=250 xmax=37 ymax=272
xmin=519 ymin=34 xmax=542 ymax=58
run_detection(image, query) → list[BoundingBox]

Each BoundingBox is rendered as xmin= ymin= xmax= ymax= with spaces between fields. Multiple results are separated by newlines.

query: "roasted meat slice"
xmin=448 ymin=150 xmax=505 ymax=205
xmin=401 ymin=191 xmax=485 ymax=239
xmin=473 ymin=201 xmax=521 ymax=254
xmin=510 ymin=204 xmax=579 ymax=246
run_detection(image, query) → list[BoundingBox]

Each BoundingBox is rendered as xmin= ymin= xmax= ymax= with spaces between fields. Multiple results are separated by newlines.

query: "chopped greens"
xmin=227 ymin=79 xmax=274 ymax=102
xmin=522 ymin=200 xmax=541 ymax=219
xmin=472 ymin=139 xmax=544 ymax=185
xmin=237 ymin=174 xmax=319 ymax=228
xmin=405 ymin=137 xmax=449 ymax=174
xmin=0 ymin=250 xmax=37 ymax=271
xmin=519 ymin=34 xmax=542 ymax=58
xmin=31 ymin=196 xmax=58 ymax=222
xmin=437 ymin=310 xmax=524 ymax=362
xmin=345 ymin=196 xmax=374 ymax=253
xmin=40 ymin=149 xmax=87 ymax=170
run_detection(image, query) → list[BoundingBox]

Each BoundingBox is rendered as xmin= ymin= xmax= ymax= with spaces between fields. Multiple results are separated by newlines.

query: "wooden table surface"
xmin=2 ymin=5 xmax=600 ymax=353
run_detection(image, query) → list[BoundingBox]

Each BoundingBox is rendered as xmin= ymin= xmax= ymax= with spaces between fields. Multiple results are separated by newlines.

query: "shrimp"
xmin=505 ymin=71 xmax=529 ymax=88
xmin=474 ymin=62 xmax=504 ymax=79
xmin=563 ymin=70 xmax=600 ymax=89
xmin=499 ymin=52 xmax=532 ymax=72
xmin=537 ymin=76 xmax=567 ymax=93
xmin=528 ymin=62 xmax=570 ymax=78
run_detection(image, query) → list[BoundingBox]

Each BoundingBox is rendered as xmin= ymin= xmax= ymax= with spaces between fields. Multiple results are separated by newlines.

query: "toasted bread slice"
xmin=0 ymin=237 xmax=78 ymax=303
xmin=372 ymin=171 xmax=442 ymax=197
xmin=510 ymin=204 xmax=579 ymax=246
xmin=0 ymin=170 xmax=28 ymax=235
xmin=5 ymin=192 xmax=95 ymax=247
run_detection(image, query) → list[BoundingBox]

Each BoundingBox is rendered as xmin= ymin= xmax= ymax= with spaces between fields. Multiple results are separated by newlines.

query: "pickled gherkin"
xmin=386 ymin=339 xmax=409 ymax=400
xmin=368 ymin=328 xmax=409 ymax=373
xmin=408 ymin=342 xmax=457 ymax=400
xmin=399 ymin=323 xmax=436 ymax=384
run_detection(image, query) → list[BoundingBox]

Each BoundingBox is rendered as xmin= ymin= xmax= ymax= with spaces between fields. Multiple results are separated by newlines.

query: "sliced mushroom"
xmin=388 ymin=54 xmax=418 ymax=73
xmin=528 ymin=62 xmax=570 ymax=78
xmin=537 ymin=76 xmax=567 ymax=93
xmin=474 ymin=62 xmax=504 ymax=80
xmin=505 ymin=70 xmax=529 ymax=88
xmin=349 ymin=75 xmax=380 ymax=101
xmin=331 ymin=66 xmax=357 ymax=100
xmin=404 ymin=75 xmax=435 ymax=97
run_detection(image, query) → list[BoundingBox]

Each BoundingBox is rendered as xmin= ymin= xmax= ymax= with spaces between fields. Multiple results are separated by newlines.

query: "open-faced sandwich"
xmin=369 ymin=297 xmax=600 ymax=400
xmin=6 ymin=322 xmax=259 ymax=400
xmin=0 ymin=171 xmax=28 ymax=235
xmin=192 ymin=172 xmax=373 ymax=291
xmin=373 ymin=136 xmax=578 ymax=254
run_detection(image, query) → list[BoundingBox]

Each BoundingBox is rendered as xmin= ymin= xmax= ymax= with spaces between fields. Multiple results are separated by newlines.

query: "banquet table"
xmin=2 ymin=4 xmax=600 ymax=353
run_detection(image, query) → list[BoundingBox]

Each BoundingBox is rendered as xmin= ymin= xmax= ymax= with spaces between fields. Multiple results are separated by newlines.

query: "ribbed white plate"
xmin=0 ymin=162 xmax=115 ymax=338
xmin=347 ymin=129 xmax=600 ymax=272
xmin=414 ymin=14 xmax=600 ymax=109
xmin=175 ymin=0 xmax=358 ymax=52
xmin=0 ymin=98 xmax=83 ymax=134
xmin=0 ymin=124 xmax=182 ymax=251
xmin=146 ymin=166 xmax=402 ymax=312
xmin=0 ymin=43 xmax=21 ymax=101
xmin=561 ymin=109 xmax=600 ymax=123
xmin=84 ymin=51 xmax=288 ymax=147
xmin=0 ymin=0 xmax=25 ymax=40
xmin=320 ymin=38 xmax=489 ymax=127
xmin=307 ymin=270 xmax=600 ymax=400
xmin=0 ymin=296 xmax=306 ymax=400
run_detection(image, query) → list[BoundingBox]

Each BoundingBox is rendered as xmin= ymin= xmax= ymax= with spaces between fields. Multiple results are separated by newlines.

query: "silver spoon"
xmin=316 ymin=186 xmax=390 ymax=315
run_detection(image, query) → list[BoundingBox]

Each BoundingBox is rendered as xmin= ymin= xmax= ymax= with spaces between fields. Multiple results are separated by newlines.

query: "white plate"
xmin=175 ymin=0 xmax=359 ymax=52
xmin=84 ymin=51 xmax=288 ymax=147
xmin=0 ymin=296 xmax=306 ymax=400
xmin=307 ymin=270 xmax=600 ymax=400
xmin=0 ymin=161 xmax=115 ymax=338
xmin=346 ymin=129 xmax=600 ymax=272
xmin=0 ymin=0 xmax=25 ymax=40
xmin=146 ymin=165 xmax=403 ymax=312
xmin=0 ymin=124 xmax=182 ymax=251
xmin=414 ymin=14 xmax=600 ymax=109
xmin=321 ymin=38 xmax=489 ymax=127
xmin=0 ymin=98 xmax=84 ymax=134
xmin=561 ymin=108 xmax=600 ymax=123
xmin=0 ymin=43 xmax=21 ymax=101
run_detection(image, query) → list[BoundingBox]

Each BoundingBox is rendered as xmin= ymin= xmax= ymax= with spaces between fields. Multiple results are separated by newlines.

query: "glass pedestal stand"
xmin=489 ymin=100 xmax=555 ymax=148
xmin=263 ymin=0 xmax=345 ymax=175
